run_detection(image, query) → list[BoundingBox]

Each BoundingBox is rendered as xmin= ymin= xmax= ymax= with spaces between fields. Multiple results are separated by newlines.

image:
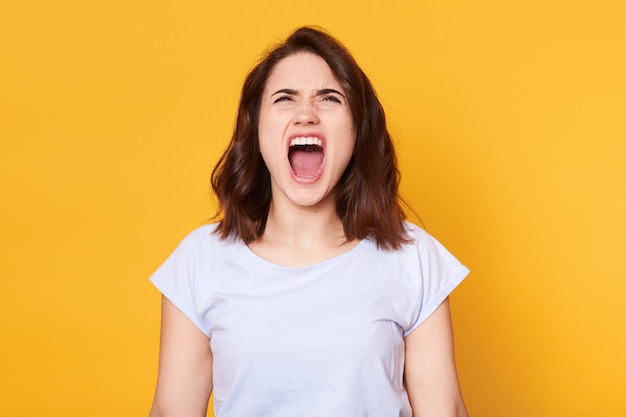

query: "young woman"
xmin=148 ymin=27 xmax=470 ymax=417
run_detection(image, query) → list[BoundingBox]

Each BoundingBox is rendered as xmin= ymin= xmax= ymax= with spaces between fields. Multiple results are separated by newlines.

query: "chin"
xmin=285 ymin=188 xmax=333 ymax=209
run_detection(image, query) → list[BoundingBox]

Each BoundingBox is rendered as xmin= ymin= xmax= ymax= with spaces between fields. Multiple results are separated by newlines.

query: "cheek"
xmin=257 ymin=113 xmax=270 ymax=142
xmin=257 ymin=116 xmax=277 ymax=154
xmin=258 ymin=108 xmax=288 ymax=140
xmin=335 ymin=134 xmax=357 ymax=168
xmin=257 ymin=131 xmax=284 ymax=172
xmin=257 ymin=135 xmax=276 ymax=167
xmin=345 ymin=125 xmax=357 ymax=155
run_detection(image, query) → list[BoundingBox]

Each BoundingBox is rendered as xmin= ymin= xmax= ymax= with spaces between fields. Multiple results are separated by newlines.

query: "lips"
xmin=287 ymin=135 xmax=325 ymax=181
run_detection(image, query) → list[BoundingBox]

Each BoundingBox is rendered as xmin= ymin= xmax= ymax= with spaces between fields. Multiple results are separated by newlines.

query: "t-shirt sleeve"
xmin=149 ymin=230 xmax=209 ymax=336
xmin=403 ymin=230 xmax=469 ymax=336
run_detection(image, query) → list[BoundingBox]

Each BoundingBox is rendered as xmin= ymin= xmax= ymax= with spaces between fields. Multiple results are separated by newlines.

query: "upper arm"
xmin=149 ymin=296 xmax=213 ymax=417
xmin=404 ymin=298 xmax=468 ymax=417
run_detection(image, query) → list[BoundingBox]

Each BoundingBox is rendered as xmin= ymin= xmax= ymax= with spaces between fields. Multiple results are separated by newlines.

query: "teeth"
xmin=289 ymin=136 xmax=323 ymax=147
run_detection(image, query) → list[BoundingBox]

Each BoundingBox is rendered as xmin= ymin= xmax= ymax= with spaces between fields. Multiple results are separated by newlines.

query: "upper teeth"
xmin=290 ymin=136 xmax=322 ymax=147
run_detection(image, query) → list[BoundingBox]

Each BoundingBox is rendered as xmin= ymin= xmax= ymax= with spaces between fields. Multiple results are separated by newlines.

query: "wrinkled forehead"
xmin=263 ymin=51 xmax=345 ymax=95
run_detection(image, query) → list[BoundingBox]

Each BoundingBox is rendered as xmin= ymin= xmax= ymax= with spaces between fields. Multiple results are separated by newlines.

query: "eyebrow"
xmin=270 ymin=88 xmax=346 ymax=97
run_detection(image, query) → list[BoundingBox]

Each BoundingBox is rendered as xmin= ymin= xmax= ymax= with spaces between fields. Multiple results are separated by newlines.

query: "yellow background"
xmin=1 ymin=0 xmax=625 ymax=416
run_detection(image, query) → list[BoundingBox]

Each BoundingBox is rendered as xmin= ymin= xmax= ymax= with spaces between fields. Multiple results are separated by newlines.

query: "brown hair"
xmin=211 ymin=26 xmax=411 ymax=250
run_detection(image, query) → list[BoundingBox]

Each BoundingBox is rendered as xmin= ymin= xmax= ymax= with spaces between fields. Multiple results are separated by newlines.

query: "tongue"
xmin=289 ymin=147 xmax=323 ymax=178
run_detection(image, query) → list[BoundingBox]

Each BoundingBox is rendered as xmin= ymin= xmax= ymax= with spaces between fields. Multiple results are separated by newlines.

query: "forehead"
xmin=264 ymin=52 xmax=342 ymax=91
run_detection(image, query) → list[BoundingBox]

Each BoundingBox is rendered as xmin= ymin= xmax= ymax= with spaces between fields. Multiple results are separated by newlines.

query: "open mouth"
xmin=288 ymin=136 xmax=324 ymax=179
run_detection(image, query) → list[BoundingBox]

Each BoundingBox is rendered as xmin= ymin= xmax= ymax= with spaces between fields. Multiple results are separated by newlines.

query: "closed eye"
xmin=273 ymin=95 xmax=295 ymax=103
xmin=321 ymin=95 xmax=342 ymax=104
xmin=318 ymin=88 xmax=345 ymax=104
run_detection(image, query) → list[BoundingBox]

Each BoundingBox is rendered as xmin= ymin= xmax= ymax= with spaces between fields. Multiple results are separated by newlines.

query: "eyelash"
xmin=273 ymin=95 xmax=342 ymax=104
xmin=322 ymin=95 xmax=342 ymax=104
xmin=274 ymin=95 xmax=293 ymax=103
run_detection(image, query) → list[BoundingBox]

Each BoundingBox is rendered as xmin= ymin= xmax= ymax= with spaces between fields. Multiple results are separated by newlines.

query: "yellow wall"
xmin=1 ymin=1 xmax=624 ymax=416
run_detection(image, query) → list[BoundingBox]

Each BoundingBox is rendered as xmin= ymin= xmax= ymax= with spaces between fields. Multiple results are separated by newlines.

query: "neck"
xmin=247 ymin=192 xmax=360 ymax=267
xmin=262 ymin=195 xmax=347 ymax=250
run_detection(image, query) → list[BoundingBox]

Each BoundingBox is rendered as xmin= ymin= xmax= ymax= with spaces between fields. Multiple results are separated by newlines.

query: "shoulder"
xmin=401 ymin=221 xmax=461 ymax=259
xmin=401 ymin=221 xmax=449 ymax=256
xmin=149 ymin=222 xmax=248 ymax=301
xmin=371 ymin=221 xmax=445 ymax=262
xmin=175 ymin=222 xmax=245 ymax=263
xmin=176 ymin=222 xmax=239 ymax=250
xmin=402 ymin=220 xmax=431 ymax=244
xmin=361 ymin=220 xmax=467 ymax=280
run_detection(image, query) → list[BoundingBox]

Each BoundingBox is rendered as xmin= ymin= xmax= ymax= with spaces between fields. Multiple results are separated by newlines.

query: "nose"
xmin=293 ymin=100 xmax=319 ymax=125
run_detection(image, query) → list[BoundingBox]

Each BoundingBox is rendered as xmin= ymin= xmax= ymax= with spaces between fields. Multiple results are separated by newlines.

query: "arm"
xmin=149 ymin=296 xmax=213 ymax=417
xmin=404 ymin=298 xmax=468 ymax=417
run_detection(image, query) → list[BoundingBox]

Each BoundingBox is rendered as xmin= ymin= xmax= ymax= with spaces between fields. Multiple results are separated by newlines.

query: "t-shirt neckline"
xmin=241 ymin=238 xmax=369 ymax=271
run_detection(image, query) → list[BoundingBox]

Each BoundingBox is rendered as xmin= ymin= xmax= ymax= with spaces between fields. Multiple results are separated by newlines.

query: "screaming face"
xmin=258 ymin=52 xmax=356 ymax=209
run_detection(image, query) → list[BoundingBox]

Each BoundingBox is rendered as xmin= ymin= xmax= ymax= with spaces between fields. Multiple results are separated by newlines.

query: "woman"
xmin=149 ymin=27 xmax=469 ymax=417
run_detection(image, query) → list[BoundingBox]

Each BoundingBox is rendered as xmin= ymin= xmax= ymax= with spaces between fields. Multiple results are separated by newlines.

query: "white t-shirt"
xmin=150 ymin=221 xmax=469 ymax=417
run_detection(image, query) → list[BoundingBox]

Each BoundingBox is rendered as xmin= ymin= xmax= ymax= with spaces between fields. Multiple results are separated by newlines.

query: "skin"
xmin=405 ymin=299 xmax=469 ymax=417
xmin=252 ymin=52 xmax=358 ymax=266
xmin=258 ymin=52 xmax=356 ymax=210
xmin=149 ymin=297 xmax=212 ymax=417
xmin=149 ymin=51 xmax=468 ymax=416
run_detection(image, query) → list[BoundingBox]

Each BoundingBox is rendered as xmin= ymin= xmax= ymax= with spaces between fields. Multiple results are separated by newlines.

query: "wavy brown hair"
xmin=211 ymin=26 xmax=411 ymax=250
